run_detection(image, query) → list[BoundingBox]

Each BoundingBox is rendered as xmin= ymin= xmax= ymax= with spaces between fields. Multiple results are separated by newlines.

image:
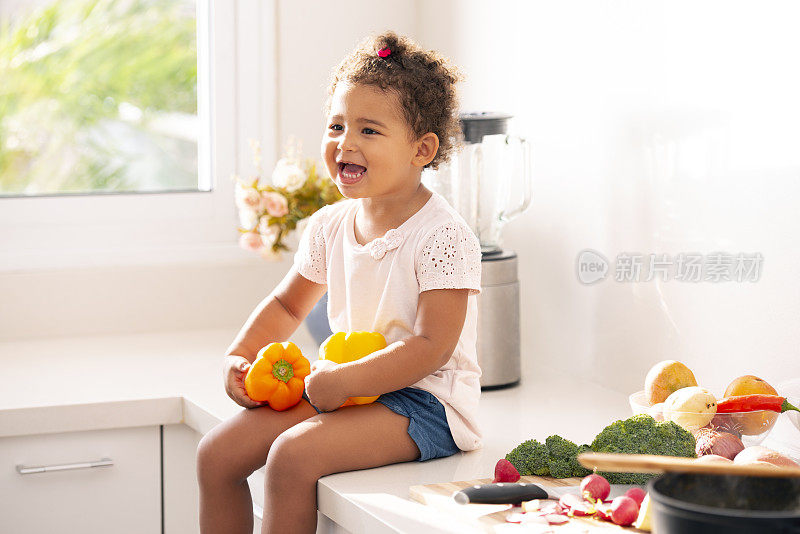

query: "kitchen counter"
xmin=1 ymin=327 xmax=796 ymax=533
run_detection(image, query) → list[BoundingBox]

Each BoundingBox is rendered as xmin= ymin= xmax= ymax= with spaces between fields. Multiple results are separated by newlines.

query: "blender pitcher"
xmin=423 ymin=112 xmax=532 ymax=389
xmin=448 ymin=112 xmax=532 ymax=254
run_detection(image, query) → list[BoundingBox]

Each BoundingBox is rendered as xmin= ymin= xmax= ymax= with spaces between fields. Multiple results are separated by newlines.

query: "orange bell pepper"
xmin=318 ymin=331 xmax=387 ymax=407
xmin=244 ymin=342 xmax=310 ymax=411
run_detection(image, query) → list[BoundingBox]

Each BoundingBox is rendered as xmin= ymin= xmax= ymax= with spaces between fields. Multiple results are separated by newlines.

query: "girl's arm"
xmin=225 ymin=267 xmax=327 ymax=362
xmin=335 ymin=288 xmax=470 ymax=396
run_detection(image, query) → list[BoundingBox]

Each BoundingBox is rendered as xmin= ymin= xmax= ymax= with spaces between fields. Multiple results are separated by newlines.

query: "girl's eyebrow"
xmin=329 ymin=115 xmax=388 ymax=129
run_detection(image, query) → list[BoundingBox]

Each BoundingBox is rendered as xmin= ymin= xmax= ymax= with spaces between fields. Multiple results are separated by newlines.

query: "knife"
xmin=453 ymin=482 xmax=639 ymax=505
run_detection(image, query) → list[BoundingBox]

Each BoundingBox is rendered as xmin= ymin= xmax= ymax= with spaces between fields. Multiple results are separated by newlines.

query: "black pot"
xmin=648 ymin=473 xmax=800 ymax=533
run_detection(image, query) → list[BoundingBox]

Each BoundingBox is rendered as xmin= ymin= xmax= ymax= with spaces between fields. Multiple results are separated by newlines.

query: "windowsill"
xmin=0 ymin=252 xmax=293 ymax=342
xmin=1 ymin=241 xmax=260 ymax=273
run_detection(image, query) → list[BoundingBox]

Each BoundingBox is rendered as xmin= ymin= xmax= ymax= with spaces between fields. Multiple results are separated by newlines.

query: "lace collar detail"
xmin=349 ymin=192 xmax=437 ymax=260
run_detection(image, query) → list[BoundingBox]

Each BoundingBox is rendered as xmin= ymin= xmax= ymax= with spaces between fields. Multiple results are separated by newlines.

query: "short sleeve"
xmin=416 ymin=222 xmax=482 ymax=294
xmin=293 ymin=206 xmax=328 ymax=285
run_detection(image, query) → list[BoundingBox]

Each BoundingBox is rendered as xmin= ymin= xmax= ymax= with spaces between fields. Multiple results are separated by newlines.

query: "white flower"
xmin=271 ymin=158 xmax=306 ymax=192
xmin=238 ymin=208 xmax=258 ymax=230
xmin=258 ymin=217 xmax=279 ymax=245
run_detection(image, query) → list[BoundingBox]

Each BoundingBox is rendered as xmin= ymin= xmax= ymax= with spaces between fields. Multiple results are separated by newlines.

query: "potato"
xmin=663 ymin=386 xmax=717 ymax=431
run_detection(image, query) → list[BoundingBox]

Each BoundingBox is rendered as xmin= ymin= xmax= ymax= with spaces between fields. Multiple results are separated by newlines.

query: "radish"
xmin=545 ymin=514 xmax=569 ymax=525
xmin=492 ymin=459 xmax=520 ymax=483
xmin=609 ymin=496 xmax=639 ymax=526
xmin=624 ymin=487 xmax=647 ymax=506
xmin=580 ymin=473 xmax=610 ymax=501
xmin=559 ymin=493 xmax=594 ymax=516
xmin=594 ymin=502 xmax=613 ymax=521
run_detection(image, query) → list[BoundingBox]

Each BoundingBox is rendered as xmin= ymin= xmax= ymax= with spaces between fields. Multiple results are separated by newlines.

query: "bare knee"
xmin=197 ymin=422 xmax=257 ymax=486
xmin=265 ymin=429 xmax=317 ymax=486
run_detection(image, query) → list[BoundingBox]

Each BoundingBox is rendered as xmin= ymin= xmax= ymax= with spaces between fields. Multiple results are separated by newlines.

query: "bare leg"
xmin=262 ymin=403 xmax=421 ymax=534
xmin=196 ymin=399 xmax=319 ymax=534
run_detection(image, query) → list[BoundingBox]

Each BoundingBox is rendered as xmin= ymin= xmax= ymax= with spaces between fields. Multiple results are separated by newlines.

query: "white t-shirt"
xmin=293 ymin=191 xmax=483 ymax=451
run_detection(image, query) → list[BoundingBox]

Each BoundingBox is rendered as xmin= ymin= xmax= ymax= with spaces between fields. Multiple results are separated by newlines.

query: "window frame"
xmin=0 ymin=0 xmax=278 ymax=272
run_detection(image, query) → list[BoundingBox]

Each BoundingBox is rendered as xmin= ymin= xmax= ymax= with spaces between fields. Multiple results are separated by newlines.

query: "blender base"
xmin=477 ymin=250 xmax=522 ymax=389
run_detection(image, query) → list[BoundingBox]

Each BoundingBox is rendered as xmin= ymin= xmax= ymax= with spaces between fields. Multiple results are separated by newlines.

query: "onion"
xmin=693 ymin=428 xmax=745 ymax=460
xmin=734 ymin=446 xmax=800 ymax=468
xmin=708 ymin=414 xmax=742 ymax=438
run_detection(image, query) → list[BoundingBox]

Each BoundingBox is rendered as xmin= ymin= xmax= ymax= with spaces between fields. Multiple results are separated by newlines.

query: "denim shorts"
xmin=302 ymin=387 xmax=460 ymax=461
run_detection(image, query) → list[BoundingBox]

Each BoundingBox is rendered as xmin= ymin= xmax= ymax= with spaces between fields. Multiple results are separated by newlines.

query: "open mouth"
xmin=338 ymin=162 xmax=367 ymax=184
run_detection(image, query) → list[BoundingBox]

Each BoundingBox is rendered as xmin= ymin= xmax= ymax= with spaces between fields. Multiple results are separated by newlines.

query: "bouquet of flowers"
xmin=235 ymin=138 xmax=342 ymax=259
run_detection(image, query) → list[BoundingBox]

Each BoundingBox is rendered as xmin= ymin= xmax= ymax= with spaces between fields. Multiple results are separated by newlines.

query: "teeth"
xmin=340 ymin=163 xmax=366 ymax=180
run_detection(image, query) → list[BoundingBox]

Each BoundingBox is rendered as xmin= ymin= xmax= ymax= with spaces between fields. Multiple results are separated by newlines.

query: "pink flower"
xmin=238 ymin=232 xmax=263 ymax=251
xmin=262 ymin=191 xmax=289 ymax=217
xmin=235 ymin=182 xmax=262 ymax=211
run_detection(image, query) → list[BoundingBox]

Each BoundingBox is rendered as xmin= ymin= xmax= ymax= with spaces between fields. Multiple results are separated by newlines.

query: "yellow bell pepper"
xmin=318 ymin=331 xmax=387 ymax=406
xmin=244 ymin=342 xmax=310 ymax=411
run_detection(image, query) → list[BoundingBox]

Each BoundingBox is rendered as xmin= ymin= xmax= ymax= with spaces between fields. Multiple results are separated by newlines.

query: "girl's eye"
xmin=327 ymin=124 xmax=378 ymax=135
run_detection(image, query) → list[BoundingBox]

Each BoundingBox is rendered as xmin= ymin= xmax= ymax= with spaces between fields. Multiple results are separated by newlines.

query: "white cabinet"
xmin=0 ymin=426 xmax=161 ymax=534
xmin=162 ymin=423 xmax=202 ymax=534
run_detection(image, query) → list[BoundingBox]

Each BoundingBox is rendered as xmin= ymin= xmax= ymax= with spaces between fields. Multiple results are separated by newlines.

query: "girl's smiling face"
xmin=322 ymin=82 xmax=437 ymax=200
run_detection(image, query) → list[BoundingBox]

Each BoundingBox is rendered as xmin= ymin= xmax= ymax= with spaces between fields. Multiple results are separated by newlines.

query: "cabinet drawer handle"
xmin=15 ymin=457 xmax=114 ymax=475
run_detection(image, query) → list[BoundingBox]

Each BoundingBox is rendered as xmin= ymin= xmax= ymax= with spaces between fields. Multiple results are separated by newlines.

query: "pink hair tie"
xmin=378 ymin=47 xmax=392 ymax=58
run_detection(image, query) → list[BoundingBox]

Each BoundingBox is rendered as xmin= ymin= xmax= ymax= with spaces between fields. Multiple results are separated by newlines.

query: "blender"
xmin=424 ymin=112 xmax=532 ymax=388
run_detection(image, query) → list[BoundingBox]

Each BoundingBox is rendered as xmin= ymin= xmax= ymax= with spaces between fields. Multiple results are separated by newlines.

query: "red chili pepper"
xmin=716 ymin=394 xmax=800 ymax=414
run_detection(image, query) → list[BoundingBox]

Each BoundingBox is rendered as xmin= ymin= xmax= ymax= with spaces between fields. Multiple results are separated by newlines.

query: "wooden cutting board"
xmin=409 ymin=475 xmax=644 ymax=532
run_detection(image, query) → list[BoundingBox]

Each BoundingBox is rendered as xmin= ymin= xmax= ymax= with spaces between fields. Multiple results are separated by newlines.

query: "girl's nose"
xmin=337 ymin=129 xmax=358 ymax=153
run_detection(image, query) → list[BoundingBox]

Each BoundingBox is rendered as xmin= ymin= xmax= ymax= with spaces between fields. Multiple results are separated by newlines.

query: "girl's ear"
xmin=413 ymin=132 xmax=439 ymax=167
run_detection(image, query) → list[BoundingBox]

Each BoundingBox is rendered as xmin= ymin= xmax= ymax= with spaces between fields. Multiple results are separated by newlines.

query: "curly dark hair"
xmin=324 ymin=31 xmax=464 ymax=170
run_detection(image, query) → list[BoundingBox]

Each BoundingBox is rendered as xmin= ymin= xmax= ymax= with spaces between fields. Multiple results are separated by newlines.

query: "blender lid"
xmin=459 ymin=112 xmax=513 ymax=144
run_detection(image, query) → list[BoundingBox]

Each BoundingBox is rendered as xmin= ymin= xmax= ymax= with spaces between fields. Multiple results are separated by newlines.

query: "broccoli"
xmin=545 ymin=435 xmax=592 ymax=478
xmin=503 ymin=414 xmax=696 ymax=484
xmin=590 ymin=413 xmax=696 ymax=484
xmin=505 ymin=439 xmax=549 ymax=476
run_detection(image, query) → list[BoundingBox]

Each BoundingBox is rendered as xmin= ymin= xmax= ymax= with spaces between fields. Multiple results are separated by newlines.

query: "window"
xmin=0 ymin=1 xmax=279 ymax=271
xmin=1 ymin=0 xmax=202 ymax=196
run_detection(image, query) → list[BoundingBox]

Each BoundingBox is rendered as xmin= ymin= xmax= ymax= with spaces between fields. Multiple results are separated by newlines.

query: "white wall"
xmin=418 ymin=0 xmax=800 ymax=395
xmin=274 ymin=0 xmax=417 ymax=159
xmin=4 ymin=0 xmax=798 ymax=400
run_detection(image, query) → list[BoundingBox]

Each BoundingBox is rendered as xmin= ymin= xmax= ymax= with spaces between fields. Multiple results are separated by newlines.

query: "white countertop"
xmin=2 ymin=327 xmax=797 ymax=533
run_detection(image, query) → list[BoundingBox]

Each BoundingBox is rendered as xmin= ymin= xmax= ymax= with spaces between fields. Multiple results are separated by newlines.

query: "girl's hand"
xmin=223 ymin=355 xmax=267 ymax=409
xmin=304 ymin=360 xmax=349 ymax=412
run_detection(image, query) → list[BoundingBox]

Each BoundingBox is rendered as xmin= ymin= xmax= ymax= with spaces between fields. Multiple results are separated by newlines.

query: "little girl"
xmin=197 ymin=31 xmax=482 ymax=534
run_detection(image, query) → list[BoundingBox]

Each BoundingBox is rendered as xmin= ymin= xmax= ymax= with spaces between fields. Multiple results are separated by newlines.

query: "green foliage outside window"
xmin=0 ymin=0 xmax=197 ymax=196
